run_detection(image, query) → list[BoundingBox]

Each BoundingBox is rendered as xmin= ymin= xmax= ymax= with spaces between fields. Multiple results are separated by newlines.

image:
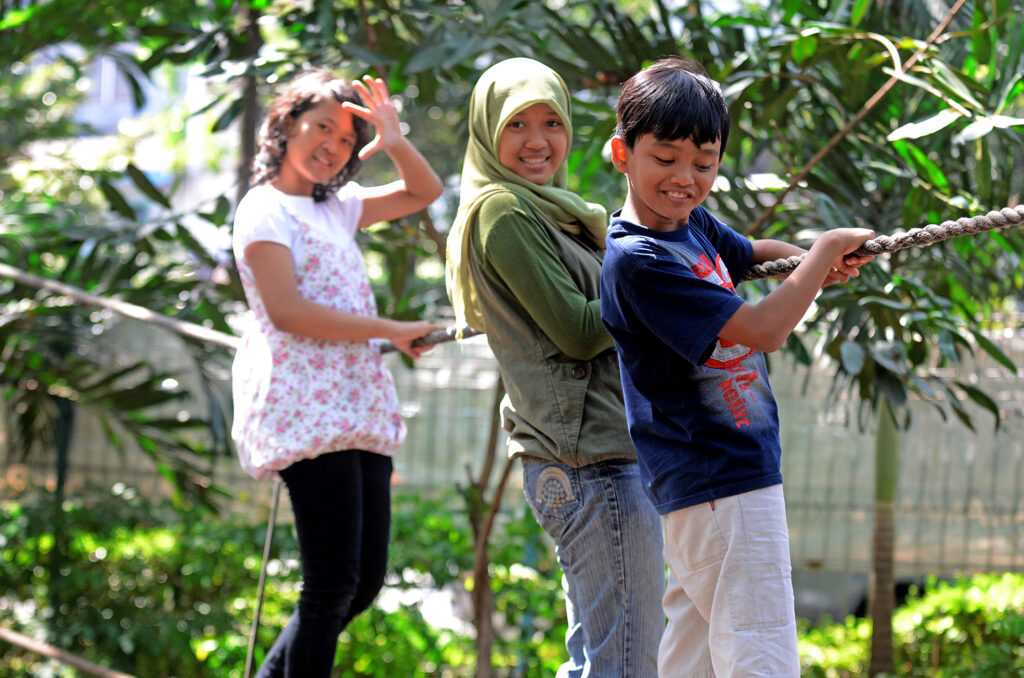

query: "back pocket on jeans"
xmin=524 ymin=461 xmax=581 ymax=520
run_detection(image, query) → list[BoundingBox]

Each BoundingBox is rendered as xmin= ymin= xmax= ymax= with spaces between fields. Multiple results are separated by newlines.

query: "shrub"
xmin=0 ymin=485 xmax=567 ymax=677
xmin=893 ymin=573 xmax=1024 ymax=677
xmin=798 ymin=573 xmax=1024 ymax=677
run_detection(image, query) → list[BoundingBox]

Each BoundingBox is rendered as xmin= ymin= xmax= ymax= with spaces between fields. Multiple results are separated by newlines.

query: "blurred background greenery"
xmin=3 ymin=0 xmax=1024 ymax=675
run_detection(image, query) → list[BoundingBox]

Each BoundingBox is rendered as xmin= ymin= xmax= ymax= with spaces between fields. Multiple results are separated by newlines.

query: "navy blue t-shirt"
xmin=600 ymin=206 xmax=783 ymax=515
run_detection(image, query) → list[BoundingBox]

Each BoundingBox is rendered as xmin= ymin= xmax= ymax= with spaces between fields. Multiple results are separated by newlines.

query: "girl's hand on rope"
xmin=821 ymin=228 xmax=876 ymax=286
xmin=388 ymin=319 xmax=441 ymax=359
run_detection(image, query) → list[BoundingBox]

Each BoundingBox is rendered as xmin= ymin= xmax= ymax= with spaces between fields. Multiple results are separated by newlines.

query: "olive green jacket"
xmin=468 ymin=191 xmax=636 ymax=466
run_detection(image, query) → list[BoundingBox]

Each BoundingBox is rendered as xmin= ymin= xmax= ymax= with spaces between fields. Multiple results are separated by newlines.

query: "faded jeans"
xmin=522 ymin=456 xmax=665 ymax=678
xmin=256 ymin=449 xmax=393 ymax=678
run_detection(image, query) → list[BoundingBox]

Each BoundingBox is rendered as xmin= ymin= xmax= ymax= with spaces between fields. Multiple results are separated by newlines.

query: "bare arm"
xmin=343 ymin=76 xmax=443 ymax=228
xmin=246 ymin=241 xmax=438 ymax=356
xmin=750 ymin=238 xmax=804 ymax=264
xmin=720 ymin=228 xmax=874 ymax=352
xmin=750 ymin=237 xmax=875 ymax=286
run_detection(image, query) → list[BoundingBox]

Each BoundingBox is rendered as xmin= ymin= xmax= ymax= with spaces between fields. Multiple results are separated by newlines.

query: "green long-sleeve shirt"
xmin=473 ymin=192 xmax=612 ymax=359
xmin=468 ymin=191 xmax=634 ymax=467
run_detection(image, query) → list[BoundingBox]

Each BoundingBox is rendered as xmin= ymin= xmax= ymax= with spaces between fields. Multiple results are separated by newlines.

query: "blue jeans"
xmin=522 ymin=456 xmax=665 ymax=678
xmin=256 ymin=450 xmax=393 ymax=678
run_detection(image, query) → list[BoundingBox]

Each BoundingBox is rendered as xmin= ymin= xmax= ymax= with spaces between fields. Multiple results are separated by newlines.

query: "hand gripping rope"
xmin=0 ymin=203 xmax=1020 ymax=675
xmin=742 ymin=205 xmax=1024 ymax=282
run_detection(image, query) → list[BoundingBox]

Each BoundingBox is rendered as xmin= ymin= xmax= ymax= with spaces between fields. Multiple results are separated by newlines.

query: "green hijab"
xmin=445 ymin=57 xmax=607 ymax=332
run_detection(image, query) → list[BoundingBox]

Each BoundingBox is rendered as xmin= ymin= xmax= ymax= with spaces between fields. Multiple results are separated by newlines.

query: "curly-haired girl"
xmin=231 ymin=67 xmax=441 ymax=678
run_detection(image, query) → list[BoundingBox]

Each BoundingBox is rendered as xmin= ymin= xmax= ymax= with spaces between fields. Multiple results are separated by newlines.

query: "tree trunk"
xmin=869 ymin=396 xmax=899 ymax=676
xmin=463 ymin=377 xmax=512 ymax=678
xmin=235 ymin=5 xmax=262 ymax=207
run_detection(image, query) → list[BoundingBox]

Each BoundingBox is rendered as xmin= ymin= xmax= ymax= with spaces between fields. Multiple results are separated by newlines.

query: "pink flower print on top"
xmin=231 ymin=200 xmax=406 ymax=480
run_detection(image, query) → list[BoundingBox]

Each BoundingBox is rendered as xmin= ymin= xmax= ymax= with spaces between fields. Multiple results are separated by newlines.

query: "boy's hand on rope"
xmin=823 ymin=252 xmax=875 ymax=286
xmin=821 ymin=228 xmax=876 ymax=286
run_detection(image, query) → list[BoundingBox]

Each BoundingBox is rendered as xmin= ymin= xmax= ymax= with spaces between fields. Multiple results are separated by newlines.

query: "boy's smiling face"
xmin=611 ymin=133 xmax=721 ymax=231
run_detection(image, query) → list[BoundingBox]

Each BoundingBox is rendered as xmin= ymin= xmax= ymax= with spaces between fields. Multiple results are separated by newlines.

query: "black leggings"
xmin=256 ymin=449 xmax=393 ymax=678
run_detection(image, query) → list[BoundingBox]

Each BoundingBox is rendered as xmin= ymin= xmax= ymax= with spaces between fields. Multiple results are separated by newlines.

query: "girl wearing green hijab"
xmin=445 ymin=57 xmax=664 ymax=677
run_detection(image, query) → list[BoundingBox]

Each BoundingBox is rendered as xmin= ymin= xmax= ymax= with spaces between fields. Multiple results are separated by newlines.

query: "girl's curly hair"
xmin=251 ymin=68 xmax=371 ymax=202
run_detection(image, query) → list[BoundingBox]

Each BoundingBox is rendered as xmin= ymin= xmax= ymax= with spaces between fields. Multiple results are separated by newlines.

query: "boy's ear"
xmin=609 ymin=136 xmax=629 ymax=173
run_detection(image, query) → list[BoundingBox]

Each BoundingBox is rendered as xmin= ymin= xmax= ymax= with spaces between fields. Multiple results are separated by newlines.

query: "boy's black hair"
xmin=615 ymin=57 xmax=730 ymax=158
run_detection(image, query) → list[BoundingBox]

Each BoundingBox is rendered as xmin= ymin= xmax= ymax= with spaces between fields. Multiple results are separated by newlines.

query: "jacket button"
xmin=571 ymin=365 xmax=587 ymax=379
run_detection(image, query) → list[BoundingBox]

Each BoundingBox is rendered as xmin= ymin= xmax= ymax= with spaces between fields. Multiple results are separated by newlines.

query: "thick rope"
xmin=742 ymin=205 xmax=1024 ymax=282
xmin=379 ymin=325 xmax=484 ymax=353
xmin=5 ymin=205 xmax=1021 ymax=342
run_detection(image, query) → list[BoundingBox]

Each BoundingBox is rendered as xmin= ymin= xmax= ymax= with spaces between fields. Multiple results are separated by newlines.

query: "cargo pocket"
xmin=725 ymin=561 xmax=789 ymax=631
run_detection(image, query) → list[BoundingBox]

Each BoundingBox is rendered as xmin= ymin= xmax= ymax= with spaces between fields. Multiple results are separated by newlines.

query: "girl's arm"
xmin=477 ymin=196 xmax=611 ymax=360
xmin=245 ymin=240 xmax=437 ymax=357
xmin=343 ymin=76 xmax=443 ymax=228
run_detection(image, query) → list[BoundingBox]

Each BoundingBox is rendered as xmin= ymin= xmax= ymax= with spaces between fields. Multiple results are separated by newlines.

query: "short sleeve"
xmin=690 ymin=207 xmax=752 ymax=282
xmin=232 ymin=186 xmax=296 ymax=262
xmin=332 ymin=181 xmax=364 ymax=237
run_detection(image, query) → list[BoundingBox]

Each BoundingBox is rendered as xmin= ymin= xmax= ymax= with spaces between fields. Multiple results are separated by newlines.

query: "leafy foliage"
xmin=0 ymin=488 xmax=565 ymax=677
xmin=797 ymin=573 xmax=1024 ymax=678
xmin=5 ymin=488 xmax=1024 ymax=677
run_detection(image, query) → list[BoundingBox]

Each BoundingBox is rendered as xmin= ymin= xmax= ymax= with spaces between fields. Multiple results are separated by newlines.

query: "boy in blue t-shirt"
xmin=600 ymin=57 xmax=876 ymax=677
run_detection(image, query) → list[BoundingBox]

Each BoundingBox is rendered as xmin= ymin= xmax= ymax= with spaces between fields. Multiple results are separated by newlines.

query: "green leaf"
xmin=909 ymin=372 xmax=937 ymax=398
xmin=937 ymin=329 xmax=959 ymax=364
xmin=875 ymin=369 xmax=908 ymax=409
xmin=887 ymin=109 xmax=962 ymax=141
xmin=971 ymin=2 xmax=992 ymax=65
xmin=127 ymin=164 xmax=171 ymax=209
xmin=791 ymin=34 xmax=818 ymax=64
xmin=98 ymin=180 xmax=137 ymax=220
xmin=0 ymin=7 xmax=35 ymax=30
xmin=211 ymin=96 xmax=245 ymax=133
xmin=858 ymin=295 xmax=909 ymax=311
xmin=840 ymin=340 xmax=864 ymax=374
xmin=956 ymin=381 xmax=1000 ymax=429
xmin=870 ymin=344 xmax=908 ymax=375
xmin=969 ymin=329 xmax=1017 ymax=372
xmin=850 ymin=0 xmax=871 ymax=26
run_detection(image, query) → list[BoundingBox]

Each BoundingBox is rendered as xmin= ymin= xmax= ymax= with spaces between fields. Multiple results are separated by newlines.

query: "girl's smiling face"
xmin=497 ymin=103 xmax=568 ymax=186
xmin=274 ymin=98 xmax=358 ymax=196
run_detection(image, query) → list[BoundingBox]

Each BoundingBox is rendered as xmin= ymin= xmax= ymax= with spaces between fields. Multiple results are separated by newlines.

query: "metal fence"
xmin=4 ymin=324 xmax=1024 ymax=586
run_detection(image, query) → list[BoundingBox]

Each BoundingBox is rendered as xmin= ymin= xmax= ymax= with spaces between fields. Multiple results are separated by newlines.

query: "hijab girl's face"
xmin=274 ymin=97 xmax=358 ymax=196
xmin=496 ymin=103 xmax=568 ymax=186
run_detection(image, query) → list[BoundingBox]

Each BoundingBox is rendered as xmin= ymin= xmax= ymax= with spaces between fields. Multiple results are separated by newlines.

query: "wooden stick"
xmin=0 ymin=262 xmax=240 ymax=350
xmin=0 ymin=626 xmax=136 ymax=678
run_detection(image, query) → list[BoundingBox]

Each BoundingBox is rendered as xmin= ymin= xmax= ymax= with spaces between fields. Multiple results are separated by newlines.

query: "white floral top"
xmin=230 ymin=183 xmax=405 ymax=479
